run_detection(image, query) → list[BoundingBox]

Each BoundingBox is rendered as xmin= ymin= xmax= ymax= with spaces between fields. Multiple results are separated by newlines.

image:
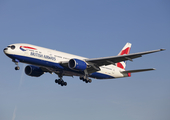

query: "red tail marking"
xmin=117 ymin=62 xmax=124 ymax=69
xmin=117 ymin=47 xmax=131 ymax=69
xmin=120 ymin=47 xmax=130 ymax=55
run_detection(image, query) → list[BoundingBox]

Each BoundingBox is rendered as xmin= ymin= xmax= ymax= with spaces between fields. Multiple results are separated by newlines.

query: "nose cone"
xmin=3 ymin=48 xmax=8 ymax=54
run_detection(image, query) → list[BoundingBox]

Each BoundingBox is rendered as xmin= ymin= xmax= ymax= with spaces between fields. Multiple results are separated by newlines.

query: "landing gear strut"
xmin=79 ymin=70 xmax=92 ymax=83
xmin=13 ymin=59 xmax=20 ymax=70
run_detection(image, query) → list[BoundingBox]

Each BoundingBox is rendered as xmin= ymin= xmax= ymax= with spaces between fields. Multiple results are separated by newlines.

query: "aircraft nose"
xmin=4 ymin=48 xmax=7 ymax=51
xmin=3 ymin=48 xmax=8 ymax=54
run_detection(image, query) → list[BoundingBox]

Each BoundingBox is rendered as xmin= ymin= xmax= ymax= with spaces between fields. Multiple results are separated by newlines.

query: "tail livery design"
xmin=117 ymin=43 xmax=131 ymax=69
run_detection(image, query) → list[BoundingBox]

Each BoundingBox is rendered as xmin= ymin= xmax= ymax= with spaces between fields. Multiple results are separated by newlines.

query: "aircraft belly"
xmin=89 ymin=72 xmax=115 ymax=79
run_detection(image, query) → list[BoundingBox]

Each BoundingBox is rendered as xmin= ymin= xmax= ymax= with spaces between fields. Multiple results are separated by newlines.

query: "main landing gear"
xmin=55 ymin=73 xmax=67 ymax=86
xmin=79 ymin=77 xmax=92 ymax=83
xmin=79 ymin=70 xmax=92 ymax=83
xmin=12 ymin=59 xmax=20 ymax=70
xmin=55 ymin=79 xmax=67 ymax=86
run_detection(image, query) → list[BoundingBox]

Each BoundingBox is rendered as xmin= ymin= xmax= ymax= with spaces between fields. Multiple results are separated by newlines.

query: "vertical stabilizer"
xmin=116 ymin=43 xmax=132 ymax=69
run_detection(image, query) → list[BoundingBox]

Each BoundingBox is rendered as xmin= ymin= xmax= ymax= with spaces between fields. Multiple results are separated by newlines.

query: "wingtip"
xmin=152 ymin=68 xmax=156 ymax=70
xmin=160 ymin=49 xmax=166 ymax=51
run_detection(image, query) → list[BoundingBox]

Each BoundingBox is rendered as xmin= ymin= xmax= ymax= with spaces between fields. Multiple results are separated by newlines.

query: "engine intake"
xmin=25 ymin=65 xmax=44 ymax=77
xmin=68 ymin=59 xmax=87 ymax=71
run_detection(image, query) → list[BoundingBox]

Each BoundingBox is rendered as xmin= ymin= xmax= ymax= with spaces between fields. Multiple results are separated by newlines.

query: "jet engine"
xmin=25 ymin=65 xmax=44 ymax=77
xmin=68 ymin=59 xmax=87 ymax=71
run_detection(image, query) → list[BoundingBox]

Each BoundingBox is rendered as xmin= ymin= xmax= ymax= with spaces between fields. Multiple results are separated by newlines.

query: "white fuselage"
xmin=4 ymin=43 xmax=128 ymax=79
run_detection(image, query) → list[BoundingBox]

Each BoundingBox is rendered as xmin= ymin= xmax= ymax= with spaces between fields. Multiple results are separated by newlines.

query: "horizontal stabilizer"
xmin=121 ymin=68 xmax=155 ymax=73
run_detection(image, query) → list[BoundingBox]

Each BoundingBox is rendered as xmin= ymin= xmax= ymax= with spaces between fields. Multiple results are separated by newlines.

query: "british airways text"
xmin=30 ymin=52 xmax=56 ymax=61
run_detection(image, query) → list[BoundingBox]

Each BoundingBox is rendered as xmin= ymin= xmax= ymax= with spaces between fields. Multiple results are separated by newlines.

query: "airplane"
xmin=3 ymin=43 xmax=165 ymax=86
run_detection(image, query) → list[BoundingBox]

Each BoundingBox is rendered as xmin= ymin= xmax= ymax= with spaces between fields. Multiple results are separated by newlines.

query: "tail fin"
xmin=116 ymin=43 xmax=132 ymax=69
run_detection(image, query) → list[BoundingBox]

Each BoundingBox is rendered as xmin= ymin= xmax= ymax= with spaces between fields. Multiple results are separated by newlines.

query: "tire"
xmin=58 ymin=79 xmax=62 ymax=84
xmin=15 ymin=66 xmax=20 ymax=70
xmin=88 ymin=79 xmax=92 ymax=83
xmin=55 ymin=79 xmax=58 ymax=83
xmin=64 ymin=82 xmax=67 ymax=86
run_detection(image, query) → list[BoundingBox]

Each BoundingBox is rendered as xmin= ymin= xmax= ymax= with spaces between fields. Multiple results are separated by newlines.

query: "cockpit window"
xmin=11 ymin=45 xmax=15 ymax=49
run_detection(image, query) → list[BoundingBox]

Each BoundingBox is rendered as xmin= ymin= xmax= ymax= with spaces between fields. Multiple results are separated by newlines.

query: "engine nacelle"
xmin=25 ymin=65 xmax=44 ymax=77
xmin=68 ymin=59 xmax=87 ymax=71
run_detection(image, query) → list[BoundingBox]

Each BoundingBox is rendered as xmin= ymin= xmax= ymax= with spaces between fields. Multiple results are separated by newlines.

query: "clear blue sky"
xmin=0 ymin=0 xmax=170 ymax=120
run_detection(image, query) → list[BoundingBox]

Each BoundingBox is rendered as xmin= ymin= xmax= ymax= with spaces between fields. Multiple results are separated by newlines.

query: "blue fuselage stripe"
xmin=89 ymin=72 xmax=114 ymax=79
xmin=7 ymin=54 xmax=114 ymax=79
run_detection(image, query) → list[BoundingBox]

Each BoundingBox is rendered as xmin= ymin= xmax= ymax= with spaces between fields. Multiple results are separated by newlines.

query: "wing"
xmin=85 ymin=49 xmax=165 ymax=68
xmin=59 ymin=48 xmax=165 ymax=74
xmin=40 ymin=66 xmax=75 ymax=77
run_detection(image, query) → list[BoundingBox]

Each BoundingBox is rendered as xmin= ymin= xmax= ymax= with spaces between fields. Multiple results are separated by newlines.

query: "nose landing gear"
xmin=12 ymin=59 xmax=20 ymax=70
xmin=15 ymin=66 xmax=20 ymax=70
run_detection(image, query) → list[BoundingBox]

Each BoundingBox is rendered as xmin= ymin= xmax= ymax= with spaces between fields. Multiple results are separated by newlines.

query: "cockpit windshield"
xmin=11 ymin=45 xmax=15 ymax=49
xmin=6 ymin=45 xmax=16 ymax=50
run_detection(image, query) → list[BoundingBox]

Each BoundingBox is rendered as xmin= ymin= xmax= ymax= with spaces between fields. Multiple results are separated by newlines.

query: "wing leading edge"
xmin=85 ymin=49 xmax=165 ymax=67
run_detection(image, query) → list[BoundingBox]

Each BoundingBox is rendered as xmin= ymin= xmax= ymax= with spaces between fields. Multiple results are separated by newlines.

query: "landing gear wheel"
xmin=64 ymin=82 xmax=67 ymax=86
xmin=61 ymin=81 xmax=64 ymax=86
xmin=55 ymin=79 xmax=58 ymax=83
xmin=15 ymin=66 xmax=20 ymax=70
xmin=88 ymin=79 xmax=92 ymax=83
xmin=80 ymin=77 xmax=84 ymax=80
xmin=80 ymin=77 xmax=92 ymax=83
xmin=55 ymin=79 xmax=67 ymax=86
xmin=57 ymin=79 xmax=62 ymax=84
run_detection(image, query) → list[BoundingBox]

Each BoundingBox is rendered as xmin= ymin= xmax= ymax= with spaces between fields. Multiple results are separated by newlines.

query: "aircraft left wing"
xmin=85 ymin=49 xmax=165 ymax=68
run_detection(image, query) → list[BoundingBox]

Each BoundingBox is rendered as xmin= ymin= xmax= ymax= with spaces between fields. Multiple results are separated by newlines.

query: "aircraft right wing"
xmin=85 ymin=49 xmax=165 ymax=72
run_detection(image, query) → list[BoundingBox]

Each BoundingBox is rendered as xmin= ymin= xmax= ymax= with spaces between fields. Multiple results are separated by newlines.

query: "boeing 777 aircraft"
xmin=3 ymin=43 xmax=165 ymax=86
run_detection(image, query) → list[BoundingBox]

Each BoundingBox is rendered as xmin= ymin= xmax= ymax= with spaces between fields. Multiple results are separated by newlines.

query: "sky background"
xmin=0 ymin=0 xmax=170 ymax=120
